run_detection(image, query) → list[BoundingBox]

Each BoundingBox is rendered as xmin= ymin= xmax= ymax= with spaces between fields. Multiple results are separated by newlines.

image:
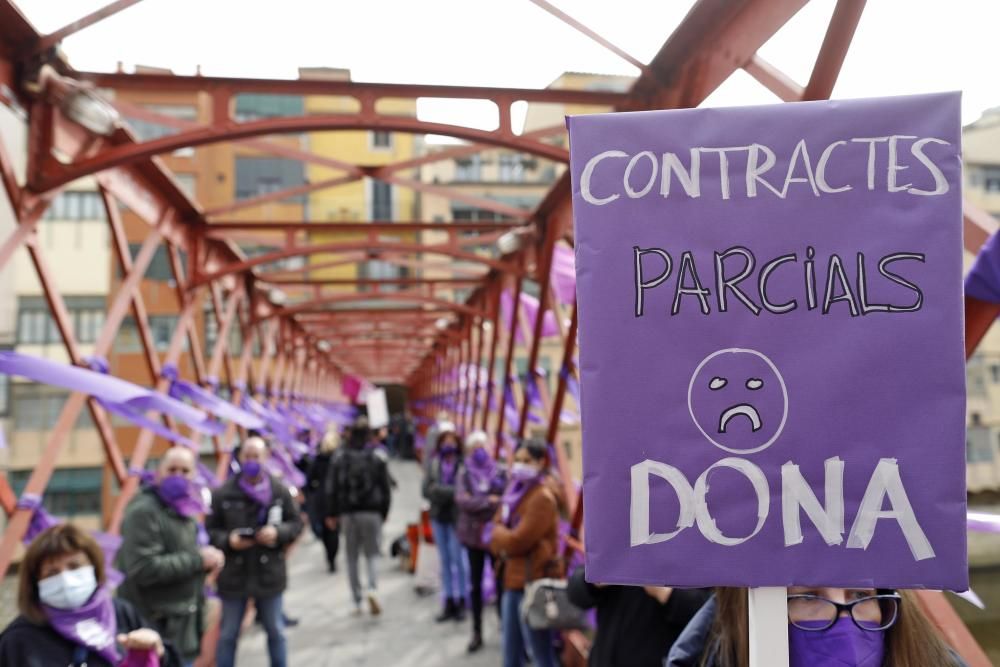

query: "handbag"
xmin=520 ymin=577 xmax=588 ymax=630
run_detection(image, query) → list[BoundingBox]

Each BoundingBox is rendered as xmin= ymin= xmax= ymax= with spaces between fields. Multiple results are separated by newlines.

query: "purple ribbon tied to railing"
xmin=16 ymin=493 xmax=125 ymax=586
xmin=163 ymin=364 xmax=264 ymax=430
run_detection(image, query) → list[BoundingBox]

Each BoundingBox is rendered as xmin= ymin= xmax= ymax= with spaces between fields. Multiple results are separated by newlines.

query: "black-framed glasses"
xmin=787 ymin=592 xmax=901 ymax=632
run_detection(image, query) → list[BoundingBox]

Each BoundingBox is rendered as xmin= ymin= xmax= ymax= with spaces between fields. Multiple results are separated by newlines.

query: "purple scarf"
xmin=237 ymin=473 xmax=273 ymax=524
xmin=500 ymin=474 xmax=542 ymax=527
xmin=465 ymin=454 xmax=500 ymax=495
xmin=43 ymin=585 xmax=120 ymax=665
xmin=439 ymin=455 xmax=458 ymax=486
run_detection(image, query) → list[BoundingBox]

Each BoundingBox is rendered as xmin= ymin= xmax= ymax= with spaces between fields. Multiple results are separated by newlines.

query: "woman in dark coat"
xmin=455 ymin=429 xmax=507 ymax=652
xmin=0 ymin=524 xmax=181 ymax=667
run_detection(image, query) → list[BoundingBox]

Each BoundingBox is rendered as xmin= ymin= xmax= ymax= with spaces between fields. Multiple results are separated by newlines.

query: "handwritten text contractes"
xmin=579 ymin=136 xmax=951 ymax=205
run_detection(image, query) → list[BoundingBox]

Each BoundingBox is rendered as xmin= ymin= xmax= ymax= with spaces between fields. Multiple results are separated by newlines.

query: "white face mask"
xmin=38 ymin=565 xmax=98 ymax=610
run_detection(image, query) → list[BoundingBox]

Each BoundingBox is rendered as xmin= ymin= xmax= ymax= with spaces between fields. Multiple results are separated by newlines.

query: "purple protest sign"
xmin=568 ymin=93 xmax=967 ymax=590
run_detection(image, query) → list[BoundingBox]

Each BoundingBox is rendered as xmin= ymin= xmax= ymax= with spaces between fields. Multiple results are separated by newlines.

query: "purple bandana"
xmin=237 ymin=471 xmax=272 ymax=524
xmin=465 ymin=451 xmax=500 ymax=494
xmin=155 ymin=475 xmax=205 ymax=519
xmin=43 ymin=585 xmax=120 ymax=665
xmin=500 ymin=472 xmax=542 ymax=527
xmin=789 ymin=617 xmax=886 ymax=667
xmin=439 ymin=455 xmax=458 ymax=486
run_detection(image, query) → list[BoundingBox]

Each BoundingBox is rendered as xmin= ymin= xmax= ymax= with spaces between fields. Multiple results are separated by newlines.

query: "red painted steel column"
xmin=481 ymin=285 xmax=503 ymax=432
xmin=495 ymin=268 xmax=523 ymax=458
xmin=517 ymin=225 xmax=558 ymax=439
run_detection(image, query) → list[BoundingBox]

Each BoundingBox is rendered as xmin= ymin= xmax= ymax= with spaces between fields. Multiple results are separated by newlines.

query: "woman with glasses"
xmin=665 ymin=586 xmax=967 ymax=666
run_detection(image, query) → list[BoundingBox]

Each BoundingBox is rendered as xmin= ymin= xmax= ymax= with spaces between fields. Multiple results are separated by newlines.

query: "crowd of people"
xmin=0 ymin=409 xmax=973 ymax=666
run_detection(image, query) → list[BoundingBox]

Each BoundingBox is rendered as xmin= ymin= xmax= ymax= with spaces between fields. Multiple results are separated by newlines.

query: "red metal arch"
xmin=267 ymin=292 xmax=486 ymax=320
xmin=194 ymin=240 xmax=520 ymax=287
xmin=35 ymin=114 xmax=569 ymax=192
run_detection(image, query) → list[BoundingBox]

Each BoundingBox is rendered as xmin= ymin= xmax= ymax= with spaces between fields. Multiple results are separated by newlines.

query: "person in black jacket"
xmin=308 ymin=428 xmax=342 ymax=572
xmin=324 ymin=419 xmax=392 ymax=616
xmin=0 ymin=523 xmax=182 ymax=667
xmin=206 ymin=436 xmax=303 ymax=667
xmin=567 ymin=567 xmax=709 ymax=667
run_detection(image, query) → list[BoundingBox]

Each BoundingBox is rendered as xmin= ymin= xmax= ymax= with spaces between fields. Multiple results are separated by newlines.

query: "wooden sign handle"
xmin=748 ymin=587 xmax=789 ymax=667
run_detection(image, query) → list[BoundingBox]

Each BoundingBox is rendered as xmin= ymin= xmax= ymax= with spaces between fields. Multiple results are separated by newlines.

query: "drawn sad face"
xmin=687 ymin=348 xmax=788 ymax=454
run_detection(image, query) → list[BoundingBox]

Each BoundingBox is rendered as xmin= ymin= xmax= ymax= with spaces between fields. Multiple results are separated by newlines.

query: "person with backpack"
xmin=325 ymin=419 xmax=393 ymax=616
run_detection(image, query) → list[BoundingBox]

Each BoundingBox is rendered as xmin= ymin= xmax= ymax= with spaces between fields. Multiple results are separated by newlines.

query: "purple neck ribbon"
xmin=44 ymin=585 xmax=120 ymax=665
xmin=16 ymin=494 xmax=60 ymax=544
xmin=500 ymin=474 xmax=542 ymax=527
xmin=465 ymin=453 xmax=500 ymax=494
xmin=238 ymin=472 xmax=273 ymax=523
xmin=439 ymin=456 xmax=458 ymax=486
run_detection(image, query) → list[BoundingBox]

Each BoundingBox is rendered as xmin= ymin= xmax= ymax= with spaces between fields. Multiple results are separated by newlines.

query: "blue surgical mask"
xmin=789 ymin=617 xmax=886 ymax=667
xmin=38 ymin=566 xmax=98 ymax=610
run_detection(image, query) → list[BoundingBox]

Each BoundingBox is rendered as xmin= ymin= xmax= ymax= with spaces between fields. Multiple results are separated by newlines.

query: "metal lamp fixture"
xmin=496 ymin=226 xmax=535 ymax=255
xmin=29 ymin=65 xmax=120 ymax=137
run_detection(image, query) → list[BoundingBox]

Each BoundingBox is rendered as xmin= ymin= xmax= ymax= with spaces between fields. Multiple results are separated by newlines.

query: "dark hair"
xmin=515 ymin=437 xmax=550 ymax=466
xmin=436 ymin=429 xmax=465 ymax=457
xmin=18 ymin=524 xmax=105 ymax=624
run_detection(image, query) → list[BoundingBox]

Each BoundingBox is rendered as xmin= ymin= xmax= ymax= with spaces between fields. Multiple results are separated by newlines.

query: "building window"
xmin=44 ymin=191 xmax=104 ymax=221
xmin=985 ymin=168 xmax=1000 ymax=192
xmin=234 ymin=94 xmax=303 ymax=121
xmin=174 ymin=173 xmax=197 ymax=199
xmin=971 ymin=412 xmax=982 ymax=426
xmin=17 ymin=296 xmax=104 ymax=345
xmin=455 ymin=155 xmax=482 ymax=182
xmin=11 ymin=387 xmax=92 ymax=431
xmin=370 ymin=131 xmax=392 ymax=150
xmin=498 ymin=154 xmax=525 ymax=183
xmin=116 ymin=317 xmax=144 ymax=354
xmin=0 ymin=371 xmax=8 ymax=416
xmin=125 ymin=245 xmax=187 ymax=282
xmin=371 ymin=181 xmax=392 ymax=220
xmin=149 ymin=316 xmax=180 ymax=352
xmin=8 ymin=467 xmax=103 ymax=516
xmin=235 ymin=157 xmax=306 ymax=202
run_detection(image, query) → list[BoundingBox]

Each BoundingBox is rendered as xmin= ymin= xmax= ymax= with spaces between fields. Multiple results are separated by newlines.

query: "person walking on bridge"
xmin=207 ymin=436 xmax=303 ymax=667
xmin=116 ymin=446 xmax=224 ymax=667
xmin=325 ymin=418 xmax=393 ymax=616
xmin=423 ymin=424 xmax=469 ymax=624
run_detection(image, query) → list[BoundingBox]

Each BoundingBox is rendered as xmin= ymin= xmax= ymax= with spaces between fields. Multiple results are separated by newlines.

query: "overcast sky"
xmin=12 ymin=0 xmax=1000 ymax=128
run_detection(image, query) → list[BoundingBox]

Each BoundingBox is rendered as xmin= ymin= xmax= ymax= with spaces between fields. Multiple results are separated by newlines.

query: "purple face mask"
xmin=157 ymin=474 xmax=191 ymax=502
xmin=471 ymin=447 xmax=489 ymax=466
xmin=789 ymin=617 xmax=886 ymax=667
xmin=439 ymin=444 xmax=458 ymax=457
xmin=242 ymin=460 xmax=262 ymax=479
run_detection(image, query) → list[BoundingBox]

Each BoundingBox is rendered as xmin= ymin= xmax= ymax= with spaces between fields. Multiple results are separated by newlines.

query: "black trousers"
xmin=467 ymin=546 xmax=502 ymax=634
xmin=322 ymin=525 xmax=340 ymax=566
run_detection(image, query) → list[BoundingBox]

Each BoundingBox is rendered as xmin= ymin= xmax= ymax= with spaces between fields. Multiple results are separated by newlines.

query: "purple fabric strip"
xmin=966 ymin=231 xmax=1000 ymax=304
xmin=550 ymin=243 xmax=577 ymax=305
xmin=500 ymin=290 xmax=559 ymax=344
xmin=968 ymin=512 xmax=1000 ymax=533
xmin=165 ymin=364 xmax=264 ymax=430
xmin=16 ymin=494 xmax=60 ymax=543
xmin=98 ymin=398 xmax=200 ymax=449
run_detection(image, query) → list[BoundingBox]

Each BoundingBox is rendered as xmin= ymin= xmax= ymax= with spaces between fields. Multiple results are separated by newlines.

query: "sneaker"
xmin=467 ymin=633 xmax=483 ymax=653
xmin=367 ymin=590 xmax=382 ymax=616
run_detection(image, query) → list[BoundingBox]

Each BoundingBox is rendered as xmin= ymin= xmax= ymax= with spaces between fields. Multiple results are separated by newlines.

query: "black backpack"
xmin=338 ymin=448 xmax=383 ymax=513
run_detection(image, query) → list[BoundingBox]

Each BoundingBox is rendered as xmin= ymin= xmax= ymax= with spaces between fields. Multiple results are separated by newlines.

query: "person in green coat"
xmin=115 ymin=447 xmax=225 ymax=666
